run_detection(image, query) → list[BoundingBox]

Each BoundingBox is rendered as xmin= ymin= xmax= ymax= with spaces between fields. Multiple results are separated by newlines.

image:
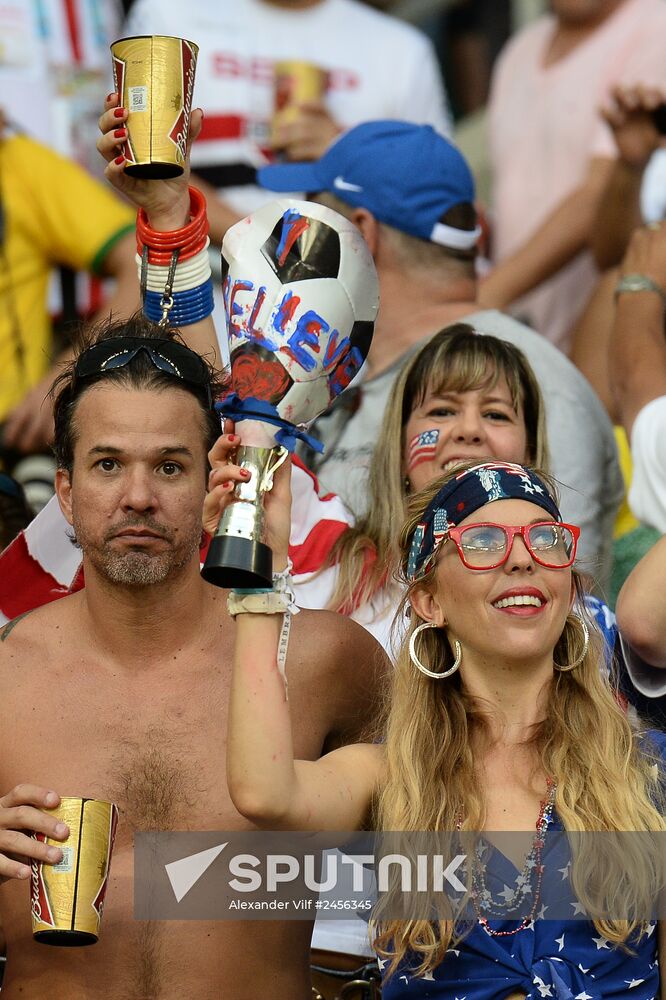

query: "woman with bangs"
xmin=207 ymin=323 xmax=565 ymax=655
xmin=316 ymin=322 xmax=547 ymax=648
xmin=223 ymin=459 xmax=666 ymax=999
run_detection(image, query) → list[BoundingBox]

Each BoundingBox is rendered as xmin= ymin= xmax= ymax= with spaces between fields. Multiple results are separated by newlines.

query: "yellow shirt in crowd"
xmin=0 ymin=133 xmax=133 ymax=422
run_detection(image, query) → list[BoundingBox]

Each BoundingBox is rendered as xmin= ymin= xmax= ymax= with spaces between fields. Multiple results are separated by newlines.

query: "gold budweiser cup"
xmin=31 ymin=797 xmax=119 ymax=946
xmin=111 ymin=35 xmax=198 ymax=178
xmin=272 ymin=60 xmax=328 ymax=144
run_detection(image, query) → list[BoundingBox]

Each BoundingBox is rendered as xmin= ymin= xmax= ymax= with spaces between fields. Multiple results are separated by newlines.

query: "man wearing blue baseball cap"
xmin=258 ymin=120 xmax=482 ymax=482
xmin=258 ymin=119 xmax=623 ymax=591
xmin=260 ymin=120 xmax=482 ymax=255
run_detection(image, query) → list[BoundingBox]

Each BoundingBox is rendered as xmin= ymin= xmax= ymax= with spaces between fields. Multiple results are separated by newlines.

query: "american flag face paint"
xmin=406 ymin=429 xmax=439 ymax=471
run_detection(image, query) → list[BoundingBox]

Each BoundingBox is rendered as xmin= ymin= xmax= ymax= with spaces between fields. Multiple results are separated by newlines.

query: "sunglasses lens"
xmin=100 ymin=349 xmax=140 ymax=371
xmin=147 ymin=351 xmax=181 ymax=377
xmin=162 ymin=346 xmax=208 ymax=384
xmin=75 ymin=342 xmax=132 ymax=378
xmin=459 ymin=525 xmax=508 ymax=567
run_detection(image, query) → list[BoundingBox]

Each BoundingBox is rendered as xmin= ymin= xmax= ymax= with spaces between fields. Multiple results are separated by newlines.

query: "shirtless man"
xmin=0 ymin=119 xmax=385 ymax=1000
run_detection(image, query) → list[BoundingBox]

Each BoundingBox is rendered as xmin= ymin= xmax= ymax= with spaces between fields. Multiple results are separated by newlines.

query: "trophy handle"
xmin=260 ymin=447 xmax=289 ymax=492
xmin=201 ymin=445 xmax=289 ymax=589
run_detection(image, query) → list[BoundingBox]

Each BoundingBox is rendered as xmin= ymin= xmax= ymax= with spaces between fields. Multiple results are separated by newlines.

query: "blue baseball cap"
xmin=258 ymin=120 xmax=480 ymax=251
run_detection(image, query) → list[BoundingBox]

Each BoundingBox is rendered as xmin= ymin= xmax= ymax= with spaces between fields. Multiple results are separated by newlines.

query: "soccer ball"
xmin=221 ymin=199 xmax=379 ymax=431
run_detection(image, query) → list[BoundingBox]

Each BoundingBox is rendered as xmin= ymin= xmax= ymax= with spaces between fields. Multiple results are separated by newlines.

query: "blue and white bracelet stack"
xmin=139 ymin=239 xmax=214 ymax=326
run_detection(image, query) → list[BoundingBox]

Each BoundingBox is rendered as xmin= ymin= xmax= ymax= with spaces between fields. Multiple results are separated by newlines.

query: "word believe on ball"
xmin=221 ymin=199 xmax=380 ymax=429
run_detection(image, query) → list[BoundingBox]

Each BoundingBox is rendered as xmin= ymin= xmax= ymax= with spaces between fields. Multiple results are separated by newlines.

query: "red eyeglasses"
xmin=444 ymin=521 xmax=580 ymax=570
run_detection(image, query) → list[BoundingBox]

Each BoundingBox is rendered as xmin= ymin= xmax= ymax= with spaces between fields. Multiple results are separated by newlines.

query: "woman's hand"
xmin=97 ymin=92 xmax=203 ymax=229
xmin=204 ymin=426 xmax=293 ymax=570
xmin=204 ymin=428 xmax=253 ymax=536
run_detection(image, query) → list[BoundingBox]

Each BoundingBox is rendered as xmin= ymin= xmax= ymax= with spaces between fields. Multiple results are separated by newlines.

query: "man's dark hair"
xmin=51 ymin=313 xmax=228 ymax=474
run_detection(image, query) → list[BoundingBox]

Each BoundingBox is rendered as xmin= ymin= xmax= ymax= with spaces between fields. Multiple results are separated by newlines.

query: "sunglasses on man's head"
xmin=443 ymin=521 xmax=580 ymax=570
xmin=74 ymin=337 xmax=213 ymax=408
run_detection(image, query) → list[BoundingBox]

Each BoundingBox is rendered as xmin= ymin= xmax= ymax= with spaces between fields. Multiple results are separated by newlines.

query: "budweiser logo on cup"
xmin=111 ymin=35 xmax=199 ymax=179
xmin=31 ymin=797 xmax=119 ymax=946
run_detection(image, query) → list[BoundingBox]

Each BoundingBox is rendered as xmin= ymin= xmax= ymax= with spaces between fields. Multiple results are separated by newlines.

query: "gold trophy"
xmin=201 ymin=198 xmax=379 ymax=589
xmin=203 ymin=444 xmax=289 ymax=588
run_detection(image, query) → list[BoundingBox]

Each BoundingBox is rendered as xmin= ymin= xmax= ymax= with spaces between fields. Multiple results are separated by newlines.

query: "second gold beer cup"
xmin=272 ymin=60 xmax=328 ymax=145
xmin=31 ymin=797 xmax=119 ymax=945
xmin=111 ymin=34 xmax=199 ymax=178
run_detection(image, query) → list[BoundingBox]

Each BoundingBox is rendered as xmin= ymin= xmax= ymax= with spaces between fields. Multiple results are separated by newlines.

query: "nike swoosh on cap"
xmin=333 ymin=175 xmax=364 ymax=193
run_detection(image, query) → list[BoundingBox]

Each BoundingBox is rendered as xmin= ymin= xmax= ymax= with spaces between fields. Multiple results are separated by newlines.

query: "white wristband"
xmin=136 ymin=239 xmax=212 ymax=293
xmin=227 ymin=590 xmax=293 ymax=617
xmin=272 ymin=560 xmax=299 ymax=613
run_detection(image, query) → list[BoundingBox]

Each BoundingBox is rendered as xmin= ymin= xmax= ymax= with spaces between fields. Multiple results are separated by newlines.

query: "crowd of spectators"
xmin=1 ymin=1 xmax=666 ymax=998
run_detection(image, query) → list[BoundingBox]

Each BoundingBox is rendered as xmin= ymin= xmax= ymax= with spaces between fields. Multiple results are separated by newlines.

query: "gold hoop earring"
xmin=553 ymin=615 xmax=589 ymax=672
xmin=409 ymin=622 xmax=461 ymax=679
xmin=403 ymin=476 xmax=411 ymax=494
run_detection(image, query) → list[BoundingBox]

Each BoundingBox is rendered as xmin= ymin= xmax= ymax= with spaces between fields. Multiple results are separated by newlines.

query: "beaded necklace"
xmin=459 ymin=777 xmax=557 ymax=938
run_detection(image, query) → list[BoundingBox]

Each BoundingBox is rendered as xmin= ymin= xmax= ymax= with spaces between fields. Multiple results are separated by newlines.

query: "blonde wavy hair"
xmin=323 ymin=324 xmax=549 ymax=614
xmin=372 ymin=467 xmax=666 ymax=979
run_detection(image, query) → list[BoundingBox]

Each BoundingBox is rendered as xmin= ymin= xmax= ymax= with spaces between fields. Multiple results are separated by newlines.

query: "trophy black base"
xmin=201 ymin=535 xmax=273 ymax=590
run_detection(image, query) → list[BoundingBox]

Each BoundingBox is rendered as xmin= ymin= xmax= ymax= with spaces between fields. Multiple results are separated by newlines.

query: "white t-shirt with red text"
xmin=125 ymin=0 xmax=451 ymax=215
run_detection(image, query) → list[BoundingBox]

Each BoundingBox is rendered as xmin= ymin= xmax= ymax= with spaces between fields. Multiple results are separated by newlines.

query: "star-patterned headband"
xmin=406 ymin=462 xmax=561 ymax=580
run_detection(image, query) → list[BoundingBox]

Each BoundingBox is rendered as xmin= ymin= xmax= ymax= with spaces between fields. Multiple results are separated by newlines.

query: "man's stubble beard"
xmin=73 ymin=513 xmax=203 ymax=587
xmin=102 ymin=548 xmax=191 ymax=586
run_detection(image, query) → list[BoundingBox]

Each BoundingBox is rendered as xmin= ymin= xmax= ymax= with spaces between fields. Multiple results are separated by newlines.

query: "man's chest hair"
xmin=105 ymin=724 xmax=206 ymax=832
xmin=1 ymin=661 xmax=334 ymax=834
xmin=0 ymin=676 xmax=231 ymax=833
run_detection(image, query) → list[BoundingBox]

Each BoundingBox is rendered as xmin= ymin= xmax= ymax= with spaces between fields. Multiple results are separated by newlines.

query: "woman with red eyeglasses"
xmin=224 ymin=460 xmax=666 ymax=999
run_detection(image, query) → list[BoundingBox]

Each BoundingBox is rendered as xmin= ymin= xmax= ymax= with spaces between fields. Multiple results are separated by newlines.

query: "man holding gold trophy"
xmin=0 ymin=39 xmax=386 ymax=1000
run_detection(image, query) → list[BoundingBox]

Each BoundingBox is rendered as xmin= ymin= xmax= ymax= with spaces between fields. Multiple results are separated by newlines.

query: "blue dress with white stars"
xmin=380 ymin=732 xmax=665 ymax=1000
